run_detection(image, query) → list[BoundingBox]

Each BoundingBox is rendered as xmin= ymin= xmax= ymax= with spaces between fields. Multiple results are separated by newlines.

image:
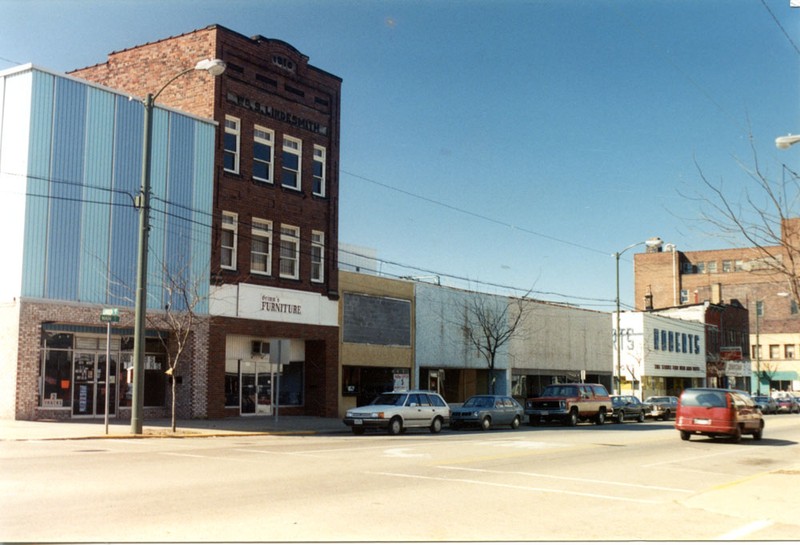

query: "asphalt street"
xmin=1 ymin=415 xmax=799 ymax=542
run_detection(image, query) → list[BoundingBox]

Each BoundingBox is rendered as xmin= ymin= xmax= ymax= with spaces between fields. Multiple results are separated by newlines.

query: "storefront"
xmin=39 ymin=326 xmax=168 ymax=419
xmin=210 ymin=283 xmax=340 ymax=418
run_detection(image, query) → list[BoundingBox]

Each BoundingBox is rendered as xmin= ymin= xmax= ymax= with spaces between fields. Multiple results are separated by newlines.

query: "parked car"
xmin=343 ymin=390 xmax=450 ymax=435
xmin=450 ymin=395 xmax=524 ymax=431
xmin=675 ymin=388 xmax=764 ymax=442
xmin=774 ymin=395 xmax=800 ymax=414
xmin=644 ymin=396 xmax=679 ymax=420
xmin=752 ymin=395 xmax=778 ymax=415
xmin=609 ymin=395 xmax=646 ymax=423
xmin=525 ymin=383 xmax=611 ymax=426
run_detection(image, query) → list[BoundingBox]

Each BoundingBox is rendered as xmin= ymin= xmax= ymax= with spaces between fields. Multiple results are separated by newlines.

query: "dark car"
xmin=609 ymin=395 xmax=646 ymax=423
xmin=774 ymin=395 xmax=800 ymax=414
xmin=752 ymin=395 xmax=778 ymax=414
xmin=450 ymin=395 xmax=524 ymax=431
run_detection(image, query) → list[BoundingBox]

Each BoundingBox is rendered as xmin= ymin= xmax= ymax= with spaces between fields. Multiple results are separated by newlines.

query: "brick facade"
xmin=71 ymin=25 xmax=343 ymax=419
xmin=15 ymin=300 xmax=208 ymax=421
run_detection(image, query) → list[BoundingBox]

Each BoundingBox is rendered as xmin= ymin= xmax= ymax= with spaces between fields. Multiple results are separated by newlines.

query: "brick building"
xmin=634 ymin=224 xmax=800 ymax=393
xmin=72 ymin=25 xmax=342 ymax=418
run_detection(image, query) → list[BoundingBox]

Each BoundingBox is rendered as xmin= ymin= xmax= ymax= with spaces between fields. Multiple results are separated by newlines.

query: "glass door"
xmin=72 ymin=353 xmax=96 ymax=416
xmin=241 ymin=361 xmax=256 ymax=415
xmin=72 ymin=351 xmax=117 ymax=417
xmin=97 ymin=354 xmax=117 ymax=417
xmin=256 ymin=361 xmax=273 ymax=415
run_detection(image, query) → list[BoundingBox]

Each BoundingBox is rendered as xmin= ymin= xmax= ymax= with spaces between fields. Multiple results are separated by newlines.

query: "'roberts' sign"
xmin=261 ymin=295 xmax=301 ymax=315
xmin=226 ymin=92 xmax=328 ymax=136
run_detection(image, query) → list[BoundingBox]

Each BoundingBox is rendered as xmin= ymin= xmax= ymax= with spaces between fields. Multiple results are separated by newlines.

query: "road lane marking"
xmin=437 ymin=465 xmax=694 ymax=493
xmin=384 ymin=448 xmax=428 ymax=458
xmin=367 ymin=471 xmax=660 ymax=504
xmin=716 ymin=519 xmax=773 ymax=540
xmin=161 ymin=452 xmax=237 ymax=461
xmin=235 ymin=448 xmax=325 ymax=458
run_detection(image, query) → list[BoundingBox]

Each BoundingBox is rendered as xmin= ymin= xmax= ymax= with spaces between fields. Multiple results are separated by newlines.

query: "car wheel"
xmin=567 ymin=409 xmax=579 ymax=427
xmin=637 ymin=411 xmax=645 ymax=423
xmin=351 ymin=426 xmax=365 ymax=435
xmin=480 ymin=416 xmax=491 ymax=431
xmin=511 ymin=415 xmax=520 ymax=429
xmin=753 ymin=421 xmax=764 ymax=440
xmin=617 ymin=411 xmax=625 ymax=424
xmin=430 ymin=417 xmax=443 ymax=433
xmin=680 ymin=430 xmax=691 ymax=441
xmin=662 ymin=410 xmax=671 ymax=421
xmin=596 ymin=410 xmax=605 ymax=425
xmin=729 ymin=425 xmax=742 ymax=443
xmin=388 ymin=417 xmax=403 ymax=435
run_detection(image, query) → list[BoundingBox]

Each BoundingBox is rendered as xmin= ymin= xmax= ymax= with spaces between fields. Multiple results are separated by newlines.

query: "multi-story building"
xmin=0 ymin=65 xmax=216 ymax=420
xmin=635 ymin=226 xmax=800 ymax=393
xmin=71 ymin=25 xmax=343 ymax=418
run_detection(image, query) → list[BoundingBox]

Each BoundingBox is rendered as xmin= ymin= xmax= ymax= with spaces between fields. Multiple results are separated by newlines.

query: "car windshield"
xmin=681 ymin=390 xmax=728 ymax=408
xmin=646 ymin=397 xmax=668 ymax=403
xmin=542 ymin=385 xmax=579 ymax=397
xmin=463 ymin=396 xmax=494 ymax=408
xmin=371 ymin=393 xmax=406 ymax=406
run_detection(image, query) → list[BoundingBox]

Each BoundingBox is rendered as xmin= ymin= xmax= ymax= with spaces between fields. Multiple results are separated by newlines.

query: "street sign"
xmin=100 ymin=308 xmax=120 ymax=323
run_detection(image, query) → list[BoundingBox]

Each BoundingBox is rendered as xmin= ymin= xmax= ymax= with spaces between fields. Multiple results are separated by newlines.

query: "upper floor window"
xmin=250 ymin=218 xmax=272 ymax=275
xmin=313 ymin=145 xmax=326 ymax=197
xmin=722 ymin=260 xmax=732 ymax=272
xmin=680 ymin=289 xmax=689 ymax=304
xmin=282 ymin=136 xmax=302 ymax=190
xmin=311 ymin=230 xmax=324 ymax=283
xmin=734 ymin=260 xmax=744 ymax=271
xmin=221 ymin=211 xmax=238 ymax=270
xmin=785 ymin=344 xmax=795 ymax=360
xmin=706 ymin=261 xmax=717 ymax=273
xmin=769 ymin=344 xmax=780 ymax=359
xmin=224 ymin=117 xmax=240 ymax=174
xmin=695 ymin=262 xmax=705 ymax=274
xmin=279 ymin=225 xmax=300 ymax=279
xmin=253 ymin=126 xmax=274 ymax=183
xmin=681 ymin=262 xmax=693 ymax=274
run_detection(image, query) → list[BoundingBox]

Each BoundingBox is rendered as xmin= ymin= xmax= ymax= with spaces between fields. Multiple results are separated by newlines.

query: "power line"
xmin=760 ymin=0 xmax=800 ymax=56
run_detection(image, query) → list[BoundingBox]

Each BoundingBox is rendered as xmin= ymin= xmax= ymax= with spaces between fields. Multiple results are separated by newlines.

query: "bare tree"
xmin=692 ymin=138 xmax=800 ymax=301
xmin=146 ymin=262 xmax=209 ymax=432
xmin=462 ymin=292 xmax=531 ymax=394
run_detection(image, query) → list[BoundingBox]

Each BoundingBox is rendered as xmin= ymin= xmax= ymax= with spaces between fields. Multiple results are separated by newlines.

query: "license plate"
xmin=540 ymin=411 xmax=548 ymax=416
xmin=693 ymin=418 xmax=710 ymax=425
xmin=354 ymin=419 xmax=363 ymax=425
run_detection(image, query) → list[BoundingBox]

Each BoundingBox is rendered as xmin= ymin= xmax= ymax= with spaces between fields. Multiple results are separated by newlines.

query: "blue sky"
xmin=1 ymin=0 xmax=799 ymax=310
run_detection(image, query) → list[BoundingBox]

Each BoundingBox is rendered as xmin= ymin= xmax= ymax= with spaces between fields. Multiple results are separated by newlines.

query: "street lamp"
xmin=614 ymin=237 xmax=663 ymax=395
xmin=776 ymin=134 xmax=800 ymax=149
xmin=130 ymin=58 xmax=226 ymax=434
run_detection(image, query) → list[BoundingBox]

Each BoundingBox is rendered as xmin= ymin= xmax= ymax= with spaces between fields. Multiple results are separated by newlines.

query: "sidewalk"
xmin=0 ymin=415 xmax=350 ymax=441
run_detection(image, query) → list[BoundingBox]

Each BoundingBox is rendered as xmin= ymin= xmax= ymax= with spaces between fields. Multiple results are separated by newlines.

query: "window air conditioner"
xmin=251 ymin=341 xmax=270 ymax=356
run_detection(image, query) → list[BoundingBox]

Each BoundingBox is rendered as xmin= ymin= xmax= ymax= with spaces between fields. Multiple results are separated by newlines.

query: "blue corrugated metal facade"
xmin=5 ymin=66 xmax=215 ymax=312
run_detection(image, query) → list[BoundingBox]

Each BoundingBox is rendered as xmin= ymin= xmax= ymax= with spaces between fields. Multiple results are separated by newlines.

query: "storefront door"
xmin=240 ymin=360 xmax=273 ymax=416
xmin=72 ymin=351 xmax=117 ymax=417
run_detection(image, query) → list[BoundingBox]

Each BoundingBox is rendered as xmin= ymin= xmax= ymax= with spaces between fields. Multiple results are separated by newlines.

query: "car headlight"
xmin=472 ymin=411 xmax=479 ymax=417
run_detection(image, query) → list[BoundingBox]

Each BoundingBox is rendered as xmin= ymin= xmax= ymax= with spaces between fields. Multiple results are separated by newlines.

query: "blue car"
xmin=450 ymin=395 xmax=524 ymax=431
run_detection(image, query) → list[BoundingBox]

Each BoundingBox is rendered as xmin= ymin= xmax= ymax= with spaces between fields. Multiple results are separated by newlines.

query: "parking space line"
xmin=367 ymin=471 xmax=660 ymax=504
xmin=716 ymin=519 xmax=773 ymax=540
xmin=437 ymin=465 xmax=694 ymax=493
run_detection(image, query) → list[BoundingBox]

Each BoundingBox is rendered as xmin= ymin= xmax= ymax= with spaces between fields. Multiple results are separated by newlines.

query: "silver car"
xmin=343 ymin=390 xmax=450 ymax=435
xmin=644 ymin=396 xmax=679 ymax=420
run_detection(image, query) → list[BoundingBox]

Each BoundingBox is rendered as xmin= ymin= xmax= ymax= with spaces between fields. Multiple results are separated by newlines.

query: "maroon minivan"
xmin=675 ymin=388 xmax=764 ymax=442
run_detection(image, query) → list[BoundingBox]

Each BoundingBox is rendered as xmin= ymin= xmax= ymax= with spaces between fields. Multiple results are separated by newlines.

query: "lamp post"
xmin=130 ymin=58 xmax=226 ymax=434
xmin=776 ymin=134 xmax=800 ymax=149
xmin=755 ymin=300 xmax=763 ymax=396
xmin=614 ymin=237 xmax=662 ymax=396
